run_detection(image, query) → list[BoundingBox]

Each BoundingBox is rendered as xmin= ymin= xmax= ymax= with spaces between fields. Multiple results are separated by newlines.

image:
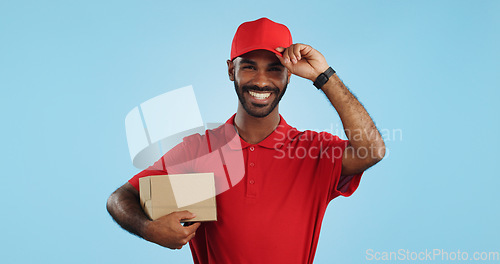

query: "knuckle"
xmin=168 ymin=211 xmax=179 ymax=218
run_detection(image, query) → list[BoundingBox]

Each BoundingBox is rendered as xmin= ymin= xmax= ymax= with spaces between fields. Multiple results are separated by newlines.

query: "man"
xmin=107 ymin=17 xmax=385 ymax=263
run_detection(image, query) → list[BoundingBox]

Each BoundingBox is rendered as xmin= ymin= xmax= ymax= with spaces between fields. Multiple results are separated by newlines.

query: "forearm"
xmin=274 ymin=43 xmax=385 ymax=170
xmin=321 ymin=74 xmax=385 ymax=161
xmin=106 ymin=184 xmax=150 ymax=238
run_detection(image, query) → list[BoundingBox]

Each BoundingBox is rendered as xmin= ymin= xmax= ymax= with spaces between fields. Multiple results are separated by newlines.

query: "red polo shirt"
xmin=129 ymin=114 xmax=362 ymax=264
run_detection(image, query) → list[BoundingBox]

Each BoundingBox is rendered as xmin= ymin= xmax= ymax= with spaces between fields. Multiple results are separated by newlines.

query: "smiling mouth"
xmin=248 ymin=90 xmax=272 ymax=100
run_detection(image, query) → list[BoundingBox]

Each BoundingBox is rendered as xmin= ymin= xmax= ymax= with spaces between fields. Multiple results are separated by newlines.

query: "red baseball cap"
xmin=230 ymin=17 xmax=293 ymax=60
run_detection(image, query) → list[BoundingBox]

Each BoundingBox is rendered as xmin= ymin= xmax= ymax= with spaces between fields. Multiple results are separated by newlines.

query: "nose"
xmin=253 ymin=70 xmax=271 ymax=88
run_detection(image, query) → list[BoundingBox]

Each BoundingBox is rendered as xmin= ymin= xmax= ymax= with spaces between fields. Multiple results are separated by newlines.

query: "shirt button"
xmin=249 ymin=180 xmax=255 ymax=184
xmin=250 ymin=146 xmax=255 ymax=151
xmin=249 ymin=162 xmax=255 ymax=167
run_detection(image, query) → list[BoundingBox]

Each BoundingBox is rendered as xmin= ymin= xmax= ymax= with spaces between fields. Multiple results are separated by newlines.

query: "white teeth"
xmin=249 ymin=91 xmax=271 ymax=100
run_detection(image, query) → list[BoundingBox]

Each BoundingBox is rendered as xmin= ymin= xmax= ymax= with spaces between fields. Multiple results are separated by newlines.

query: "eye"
xmin=242 ymin=65 xmax=256 ymax=70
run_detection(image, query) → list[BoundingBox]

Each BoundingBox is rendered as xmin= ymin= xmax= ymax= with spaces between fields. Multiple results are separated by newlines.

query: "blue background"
xmin=1 ymin=0 xmax=499 ymax=263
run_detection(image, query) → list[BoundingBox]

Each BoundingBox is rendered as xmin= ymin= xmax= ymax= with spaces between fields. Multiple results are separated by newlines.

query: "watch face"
xmin=314 ymin=74 xmax=328 ymax=89
xmin=320 ymin=74 xmax=328 ymax=82
xmin=314 ymin=67 xmax=335 ymax=89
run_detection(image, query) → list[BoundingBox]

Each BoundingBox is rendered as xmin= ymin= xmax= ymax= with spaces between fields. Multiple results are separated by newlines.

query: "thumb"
xmin=275 ymin=47 xmax=292 ymax=71
xmin=184 ymin=222 xmax=201 ymax=234
xmin=275 ymin=46 xmax=285 ymax=53
xmin=274 ymin=47 xmax=286 ymax=65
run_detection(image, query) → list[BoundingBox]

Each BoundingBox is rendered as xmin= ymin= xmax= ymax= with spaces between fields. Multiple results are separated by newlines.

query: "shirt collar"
xmin=223 ymin=113 xmax=299 ymax=150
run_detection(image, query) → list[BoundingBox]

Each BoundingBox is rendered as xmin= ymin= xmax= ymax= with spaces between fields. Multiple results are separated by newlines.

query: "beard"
xmin=234 ymin=80 xmax=287 ymax=118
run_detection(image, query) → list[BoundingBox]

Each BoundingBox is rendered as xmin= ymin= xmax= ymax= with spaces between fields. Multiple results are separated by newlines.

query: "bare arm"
xmin=275 ymin=44 xmax=386 ymax=176
xmin=320 ymin=73 xmax=386 ymax=175
xmin=106 ymin=183 xmax=150 ymax=237
xmin=106 ymin=182 xmax=200 ymax=249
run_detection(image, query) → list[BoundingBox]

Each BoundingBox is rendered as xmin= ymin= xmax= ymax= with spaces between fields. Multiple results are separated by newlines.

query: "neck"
xmin=234 ymin=104 xmax=280 ymax=144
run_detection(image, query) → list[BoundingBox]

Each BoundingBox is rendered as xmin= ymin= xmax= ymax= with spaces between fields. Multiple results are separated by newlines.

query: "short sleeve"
xmin=314 ymin=132 xmax=363 ymax=201
xmin=128 ymin=133 xmax=205 ymax=190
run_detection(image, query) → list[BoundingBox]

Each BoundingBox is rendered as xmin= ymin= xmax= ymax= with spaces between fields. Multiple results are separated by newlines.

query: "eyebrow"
xmin=240 ymin=59 xmax=256 ymax=65
xmin=240 ymin=59 xmax=284 ymax=68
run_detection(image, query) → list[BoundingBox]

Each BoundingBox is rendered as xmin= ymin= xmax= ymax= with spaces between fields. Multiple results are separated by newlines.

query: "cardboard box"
xmin=139 ymin=173 xmax=217 ymax=222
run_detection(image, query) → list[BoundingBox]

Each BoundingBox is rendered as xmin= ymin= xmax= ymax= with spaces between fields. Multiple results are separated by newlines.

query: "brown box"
xmin=139 ymin=173 xmax=217 ymax=222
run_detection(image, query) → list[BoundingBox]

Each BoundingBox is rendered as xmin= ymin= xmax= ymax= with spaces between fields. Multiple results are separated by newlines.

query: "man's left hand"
xmin=275 ymin=44 xmax=330 ymax=82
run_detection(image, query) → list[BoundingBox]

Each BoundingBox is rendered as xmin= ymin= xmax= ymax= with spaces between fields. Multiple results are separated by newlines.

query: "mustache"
xmin=242 ymin=85 xmax=279 ymax=93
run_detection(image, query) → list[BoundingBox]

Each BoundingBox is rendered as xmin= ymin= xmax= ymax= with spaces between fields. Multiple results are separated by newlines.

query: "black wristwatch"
xmin=313 ymin=67 xmax=335 ymax=89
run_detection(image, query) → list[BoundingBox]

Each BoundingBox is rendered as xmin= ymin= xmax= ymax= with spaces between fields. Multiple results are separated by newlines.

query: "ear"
xmin=286 ymin=69 xmax=292 ymax=84
xmin=227 ymin=59 xmax=235 ymax=81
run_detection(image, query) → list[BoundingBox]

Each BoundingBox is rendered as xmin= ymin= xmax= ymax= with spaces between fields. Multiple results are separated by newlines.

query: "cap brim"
xmin=231 ymin=47 xmax=283 ymax=60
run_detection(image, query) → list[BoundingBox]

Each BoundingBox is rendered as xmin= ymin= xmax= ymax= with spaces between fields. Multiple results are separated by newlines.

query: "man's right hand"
xmin=142 ymin=210 xmax=201 ymax=249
